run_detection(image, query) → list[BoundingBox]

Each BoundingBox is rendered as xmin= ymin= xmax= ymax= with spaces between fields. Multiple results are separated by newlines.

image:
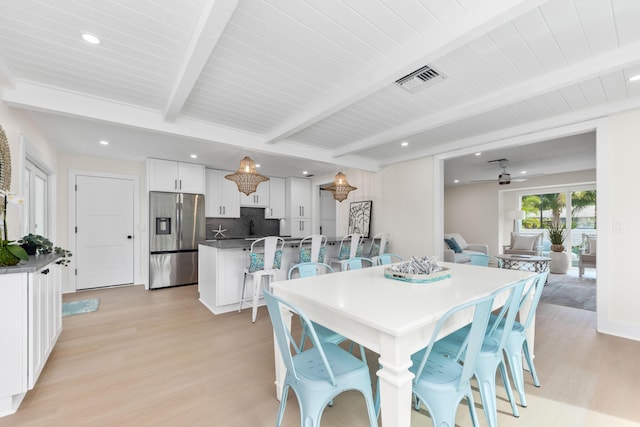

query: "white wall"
xmin=377 ymin=157 xmax=435 ymax=258
xmin=603 ymin=109 xmax=640 ymax=337
xmin=0 ymin=104 xmax=58 ymax=241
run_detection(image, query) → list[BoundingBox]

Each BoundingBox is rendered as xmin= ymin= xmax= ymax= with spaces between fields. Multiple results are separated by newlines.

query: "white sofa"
xmin=443 ymin=233 xmax=489 ymax=263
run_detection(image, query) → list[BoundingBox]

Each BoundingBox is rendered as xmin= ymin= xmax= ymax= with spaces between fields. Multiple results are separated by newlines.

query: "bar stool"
xmin=238 ymin=236 xmax=285 ymax=322
xmin=367 ymin=232 xmax=390 ymax=264
xmin=298 ymin=234 xmax=327 ymax=264
xmin=330 ymin=233 xmax=363 ymax=271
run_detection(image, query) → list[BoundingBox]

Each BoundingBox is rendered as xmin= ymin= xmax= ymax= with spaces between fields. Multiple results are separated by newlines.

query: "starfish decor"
xmin=213 ymin=225 xmax=227 ymax=238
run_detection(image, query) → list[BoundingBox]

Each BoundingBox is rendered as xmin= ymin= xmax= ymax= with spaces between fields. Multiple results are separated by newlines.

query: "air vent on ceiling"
xmin=395 ymin=65 xmax=446 ymax=93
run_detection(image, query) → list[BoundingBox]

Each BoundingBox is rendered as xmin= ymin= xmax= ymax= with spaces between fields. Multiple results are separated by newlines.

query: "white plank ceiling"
xmin=0 ymin=0 xmax=638 ymax=180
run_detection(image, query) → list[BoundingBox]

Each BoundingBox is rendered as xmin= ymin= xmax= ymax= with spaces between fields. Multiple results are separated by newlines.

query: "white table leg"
xmin=377 ymin=340 xmax=414 ymax=427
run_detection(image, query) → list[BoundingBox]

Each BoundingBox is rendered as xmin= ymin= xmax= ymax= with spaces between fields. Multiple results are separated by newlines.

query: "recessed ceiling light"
xmin=401 ymin=141 xmax=409 ymax=147
xmin=99 ymin=140 xmax=109 ymax=146
xmin=190 ymin=154 xmax=198 ymax=159
xmin=520 ymin=170 xmax=527 ymax=174
xmin=255 ymin=163 xmax=261 ymax=168
xmin=302 ymin=170 xmax=308 ymax=175
xmin=628 ymin=74 xmax=640 ymax=82
xmin=82 ymin=33 xmax=101 ymax=45
xmin=474 ymin=152 xmax=482 ymax=156
xmin=454 ymin=179 xmax=459 ymax=183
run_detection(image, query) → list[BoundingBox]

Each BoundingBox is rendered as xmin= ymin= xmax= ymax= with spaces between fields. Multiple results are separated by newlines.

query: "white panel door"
xmin=76 ymin=175 xmax=134 ymax=289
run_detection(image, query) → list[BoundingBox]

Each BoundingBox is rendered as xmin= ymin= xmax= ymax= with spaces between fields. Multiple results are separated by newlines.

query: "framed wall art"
xmin=348 ymin=200 xmax=372 ymax=237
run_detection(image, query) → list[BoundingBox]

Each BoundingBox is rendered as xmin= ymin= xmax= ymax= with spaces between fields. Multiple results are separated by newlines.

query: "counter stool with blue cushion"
xmin=298 ymin=234 xmax=327 ymax=264
xmin=330 ymin=233 xmax=363 ymax=271
xmin=238 ymin=236 xmax=285 ymax=323
xmin=367 ymin=232 xmax=390 ymax=264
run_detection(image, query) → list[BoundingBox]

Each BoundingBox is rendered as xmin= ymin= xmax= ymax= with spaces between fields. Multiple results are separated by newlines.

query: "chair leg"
xmin=251 ymin=275 xmax=261 ymax=323
xmin=505 ymin=340 xmax=527 ymax=407
xmin=238 ymin=272 xmax=247 ymax=313
xmin=499 ymin=358 xmax=520 ymax=418
xmin=522 ymin=339 xmax=540 ymax=387
xmin=475 ymin=364 xmax=499 ymax=427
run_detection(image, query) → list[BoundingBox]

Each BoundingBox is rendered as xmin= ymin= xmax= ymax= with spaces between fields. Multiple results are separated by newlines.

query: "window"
xmin=23 ymin=159 xmax=48 ymax=236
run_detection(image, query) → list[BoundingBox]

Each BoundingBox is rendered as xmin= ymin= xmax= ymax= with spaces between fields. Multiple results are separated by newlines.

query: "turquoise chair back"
xmin=288 ymin=262 xmax=333 ymax=279
xmin=470 ymin=254 xmax=503 ymax=268
xmin=344 ymin=257 xmax=374 ymax=270
xmin=376 ymin=253 xmax=403 ymax=265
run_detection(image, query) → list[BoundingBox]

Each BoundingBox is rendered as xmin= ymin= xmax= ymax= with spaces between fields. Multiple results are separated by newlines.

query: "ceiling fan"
xmin=470 ymin=158 xmax=543 ymax=185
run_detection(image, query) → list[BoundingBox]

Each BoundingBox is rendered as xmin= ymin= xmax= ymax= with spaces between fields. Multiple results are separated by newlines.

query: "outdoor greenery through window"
xmin=519 ymin=189 xmax=596 ymax=264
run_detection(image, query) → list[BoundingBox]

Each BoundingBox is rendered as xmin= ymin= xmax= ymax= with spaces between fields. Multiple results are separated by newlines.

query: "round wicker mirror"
xmin=0 ymin=125 xmax=11 ymax=193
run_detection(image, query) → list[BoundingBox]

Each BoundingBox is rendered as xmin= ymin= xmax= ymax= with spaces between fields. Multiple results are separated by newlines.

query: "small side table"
xmin=497 ymin=254 xmax=551 ymax=273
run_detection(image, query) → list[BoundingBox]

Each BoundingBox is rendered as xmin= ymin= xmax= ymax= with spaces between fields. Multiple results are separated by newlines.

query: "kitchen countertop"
xmin=0 ymin=253 xmax=62 ymax=274
xmin=199 ymin=236 xmax=359 ymax=250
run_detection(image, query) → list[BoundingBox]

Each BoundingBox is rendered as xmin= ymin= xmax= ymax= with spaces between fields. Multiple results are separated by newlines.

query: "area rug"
xmin=62 ymin=298 xmax=100 ymax=317
xmin=540 ymin=271 xmax=595 ymax=312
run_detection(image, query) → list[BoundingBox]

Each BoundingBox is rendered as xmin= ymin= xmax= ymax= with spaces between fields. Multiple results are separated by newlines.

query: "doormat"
xmin=62 ymin=298 xmax=100 ymax=317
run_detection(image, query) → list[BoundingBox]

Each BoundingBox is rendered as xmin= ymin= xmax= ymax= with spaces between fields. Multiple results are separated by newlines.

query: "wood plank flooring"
xmin=1 ymin=284 xmax=639 ymax=426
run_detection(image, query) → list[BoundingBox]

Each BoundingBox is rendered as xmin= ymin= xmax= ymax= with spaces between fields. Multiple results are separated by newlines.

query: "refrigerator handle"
xmin=177 ymin=193 xmax=183 ymax=248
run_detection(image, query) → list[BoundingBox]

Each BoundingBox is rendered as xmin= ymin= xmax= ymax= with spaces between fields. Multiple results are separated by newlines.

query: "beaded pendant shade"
xmin=225 ymin=156 xmax=269 ymax=196
xmin=323 ymin=172 xmax=357 ymax=202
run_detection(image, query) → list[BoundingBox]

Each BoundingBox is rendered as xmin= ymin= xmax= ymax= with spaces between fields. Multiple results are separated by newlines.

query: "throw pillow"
xmin=512 ymin=235 xmax=537 ymax=250
xmin=248 ymin=250 xmax=283 ymax=273
xmin=299 ymin=247 xmax=326 ymax=263
xmin=444 ymin=238 xmax=462 ymax=253
xmin=338 ymin=243 xmax=363 ymax=260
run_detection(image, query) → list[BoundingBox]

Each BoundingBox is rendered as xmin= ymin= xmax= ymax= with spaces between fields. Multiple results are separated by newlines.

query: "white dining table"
xmin=270 ymin=261 xmax=536 ymax=427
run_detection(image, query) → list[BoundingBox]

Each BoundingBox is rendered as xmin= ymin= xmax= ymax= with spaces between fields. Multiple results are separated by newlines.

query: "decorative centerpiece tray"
xmin=384 ymin=267 xmax=451 ymax=284
xmin=383 ymin=256 xmax=451 ymax=284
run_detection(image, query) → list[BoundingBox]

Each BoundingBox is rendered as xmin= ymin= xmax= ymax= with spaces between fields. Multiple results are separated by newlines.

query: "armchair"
xmin=443 ymin=233 xmax=489 ymax=263
xmin=579 ymin=234 xmax=596 ymax=277
xmin=503 ymin=232 xmax=543 ymax=256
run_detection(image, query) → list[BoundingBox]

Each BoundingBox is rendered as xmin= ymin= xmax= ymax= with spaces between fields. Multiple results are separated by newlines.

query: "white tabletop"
xmin=271 ymin=262 xmax=535 ymax=426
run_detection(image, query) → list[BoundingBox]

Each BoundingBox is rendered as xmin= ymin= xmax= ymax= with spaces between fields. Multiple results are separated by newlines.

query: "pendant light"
xmin=225 ymin=156 xmax=269 ymax=196
xmin=323 ymin=171 xmax=357 ymax=202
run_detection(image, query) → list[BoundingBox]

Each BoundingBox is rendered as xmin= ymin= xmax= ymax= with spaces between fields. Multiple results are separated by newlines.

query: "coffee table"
xmin=498 ymin=254 xmax=551 ymax=273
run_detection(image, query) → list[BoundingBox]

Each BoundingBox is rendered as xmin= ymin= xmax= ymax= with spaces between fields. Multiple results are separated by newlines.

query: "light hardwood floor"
xmin=1 ymin=284 xmax=639 ymax=427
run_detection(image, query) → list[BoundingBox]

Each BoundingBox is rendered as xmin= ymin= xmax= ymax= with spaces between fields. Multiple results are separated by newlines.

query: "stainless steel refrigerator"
xmin=149 ymin=192 xmax=205 ymax=289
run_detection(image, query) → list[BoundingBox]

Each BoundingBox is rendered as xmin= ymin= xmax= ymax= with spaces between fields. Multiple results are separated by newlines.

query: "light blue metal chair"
xmin=492 ymin=271 xmax=549 ymax=409
xmin=264 ymin=290 xmax=378 ymax=427
xmin=343 ymin=257 xmax=375 ymax=270
xmin=288 ymin=262 xmax=345 ymax=351
xmin=470 ymin=253 xmax=503 ymax=268
xmin=432 ymin=279 xmax=527 ymax=427
xmin=376 ymin=253 xmax=403 ymax=265
xmin=408 ymin=293 xmax=496 ymax=427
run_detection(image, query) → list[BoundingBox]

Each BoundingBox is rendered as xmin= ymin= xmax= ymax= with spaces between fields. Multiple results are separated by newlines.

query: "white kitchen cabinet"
xmin=283 ymin=177 xmax=311 ymax=237
xmin=239 ymin=180 xmax=269 ymax=207
xmin=285 ymin=177 xmax=311 ymax=219
xmin=0 ymin=256 xmax=62 ymax=416
xmin=265 ymin=177 xmax=285 ymax=219
xmin=205 ymin=169 xmax=240 ymax=218
xmin=147 ymin=159 xmax=205 ymax=194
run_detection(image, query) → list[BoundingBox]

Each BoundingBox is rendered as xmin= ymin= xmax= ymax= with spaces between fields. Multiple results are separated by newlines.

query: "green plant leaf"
xmin=7 ymin=244 xmax=29 ymax=261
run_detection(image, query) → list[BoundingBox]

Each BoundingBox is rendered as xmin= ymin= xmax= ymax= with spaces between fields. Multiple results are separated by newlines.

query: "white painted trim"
xmin=67 ymin=170 xmax=143 ymax=293
xmin=433 ymin=117 xmax=621 ymax=338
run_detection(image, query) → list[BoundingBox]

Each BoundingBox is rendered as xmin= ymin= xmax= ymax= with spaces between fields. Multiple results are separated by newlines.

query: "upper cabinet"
xmin=266 ymin=177 xmax=285 ymax=219
xmin=148 ymin=159 xmax=205 ymax=194
xmin=285 ymin=177 xmax=311 ymax=219
xmin=239 ymin=180 xmax=270 ymax=207
xmin=205 ymin=169 xmax=240 ymax=218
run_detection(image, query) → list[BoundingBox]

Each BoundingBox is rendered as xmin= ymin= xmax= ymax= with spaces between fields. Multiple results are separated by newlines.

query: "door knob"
xmin=127 ymin=235 xmax=133 ymax=239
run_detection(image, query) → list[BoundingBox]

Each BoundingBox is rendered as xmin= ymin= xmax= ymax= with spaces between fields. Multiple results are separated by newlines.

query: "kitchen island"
xmin=198 ymin=237 xmax=346 ymax=315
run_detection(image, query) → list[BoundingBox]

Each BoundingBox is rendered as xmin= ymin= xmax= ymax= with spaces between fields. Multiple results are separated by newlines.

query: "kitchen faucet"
xmin=249 ymin=219 xmax=255 ymax=235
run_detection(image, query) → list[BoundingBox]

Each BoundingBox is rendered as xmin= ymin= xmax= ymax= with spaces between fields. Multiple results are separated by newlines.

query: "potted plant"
xmin=20 ymin=233 xmax=53 ymax=255
xmin=546 ymin=222 xmax=567 ymax=252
